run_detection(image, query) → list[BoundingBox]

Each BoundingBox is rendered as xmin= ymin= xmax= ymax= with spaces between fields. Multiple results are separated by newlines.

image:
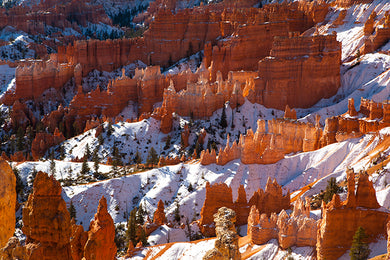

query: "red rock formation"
xmin=158 ymin=156 xmax=181 ymax=167
xmin=70 ymin=219 xmax=88 ymax=260
xmin=0 ymin=237 xmax=27 ymax=259
xmin=22 ymin=171 xmax=72 ymax=260
xmin=0 ymin=0 xmax=110 ymax=36
xmin=199 ymin=179 xmax=290 ymax=237
xmin=364 ymin=11 xmax=376 ymax=37
xmin=335 ymin=0 xmax=373 ymax=7
xmin=31 ymin=128 xmax=65 ymax=160
xmin=387 ymin=221 xmax=390 ymax=260
xmin=332 ymin=10 xmax=347 ymax=27
xmin=10 ymin=100 xmax=36 ymax=130
xmin=257 ymin=33 xmax=341 ymax=110
xmin=84 ymin=196 xmax=117 ymax=260
xmin=201 ymin=118 xmax=322 ymax=166
xmin=317 ymin=170 xmax=389 ymax=260
xmin=0 ymin=160 xmax=16 ymax=248
xmin=153 ymin=200 xmax=166 ymax=226
xmin=363 ymin=11 xmax=390 ymax=54
xmin=248 ymin=198 xmax=317 ymax=249
xmin=347 ymin=98 xmax=358 ymax=117
xmin=10 ymin=151 xmax=26 ymax=162
xmin=203 ymin=207 xmax=240 ymax=260
xmin=284 ymin=105 xmax=297 ymax=120
xmin=181 ymin=124 xmax=190 ymax=148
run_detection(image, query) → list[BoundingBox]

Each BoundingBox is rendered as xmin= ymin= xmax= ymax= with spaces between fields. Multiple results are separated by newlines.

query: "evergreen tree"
xmin=126 ymin=208 xmax=137 ymax=246
xmin=59 ymin=144 xmax=65 ymax=160
xmin=13 ymin=167 xmax=24 ymax=199
xmin=185 ymin=218 xmax=192 ymax=241
xmin=92 ymin=147 xmax=100 ymax=178
xmin=136 ymin=203 xmax=146 ymax=225
xmin=164 ymin=135 xmax=171 ymax=150
xmin=133 ymin=150 xmax=142 ymax=165
xmin=112 ymin=146 xmax=123 ymax=167
xmin=98 ymin=133 xmax=104 ymax=145
xmin=16 ymin=127 xmax=25 ymax=151
xmin=174 ymin=201 xmax=181 ymax=222
xmin=68 ymin=201 xmax=77 ymax=222
xmin=323 ymin=177 xmax=343 ymax=203
xmin=50 ymin=156 xmax=56 ymax=177
xmin=84 ymin=144 xmax=91 ymax=160
xmin=220 ymin=105 xmax=227 ymax=128
xmin=80 ymin=156 xmax=90 ymax=175
xmin=146 ymin=147 xmax=158 ymax=166
xmin=107 ymin=122 xmax=113 ymax=136
xmin=350 ymin=226 xmax=371 ymax=260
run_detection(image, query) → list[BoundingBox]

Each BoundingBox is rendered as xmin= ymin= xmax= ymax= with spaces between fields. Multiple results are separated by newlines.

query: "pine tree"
xmin=16 ymin=127 xmax=25 ymax=151
xmin=136 ymin=203 xmax=146 ymax=225
xmin=220 ymin=105 xmax=227 ymax=128
xmin=164 ymin=135 xmax=171 ymax=150
xmin=133 ymin=150 xmax=142 ymax=165
xmin=107 ymin=122 xmax=113 ymax=136
xmin=50 ymin=154 xmax=56 ymax=177
xmin=92 ymin=147 xmax=100 ymax=178
xmin=146 ymin=147 xmax=158 ymax=166
xmin=59 ymin=144 xmax=65 ymax=160
xmin=323 ymin=177 xmax=343 ymax=203
xmin=350 ymin=226 xmax=371 ymax=260
xmin=126 ymin=208 xmax=137 ymax=246
xmin=174 ymin=201 xmax=181 ymax=222
xmin=84 ymin=144 xmax=91 ymax=160
xmin=68 ymin=201 xmax=77 ymax=222
xmin=13 ymin=167 xmax=24 ymax=199
xmin=80 ymin=156 xmax=90 ymax=175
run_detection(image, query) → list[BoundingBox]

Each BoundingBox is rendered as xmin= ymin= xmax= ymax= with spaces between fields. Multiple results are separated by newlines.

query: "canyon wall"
xmin=198 ymin=178 xmax=290 ymax=237
xmin=317 ymin=169 xmax=389 ymax=260
xmin=0 ymin=160 xmax=16 ymax=248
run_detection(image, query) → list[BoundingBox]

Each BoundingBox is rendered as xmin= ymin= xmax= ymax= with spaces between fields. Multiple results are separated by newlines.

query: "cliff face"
xmin=22 ymin=171 xmax=72 ymax=260
xmin=199 ymin=178 xmax=290 ymax=237
xmin=317 ymin=169 xmax=389 ymax=260
xmin=0 ymin=160 xmax=16 ymax=248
